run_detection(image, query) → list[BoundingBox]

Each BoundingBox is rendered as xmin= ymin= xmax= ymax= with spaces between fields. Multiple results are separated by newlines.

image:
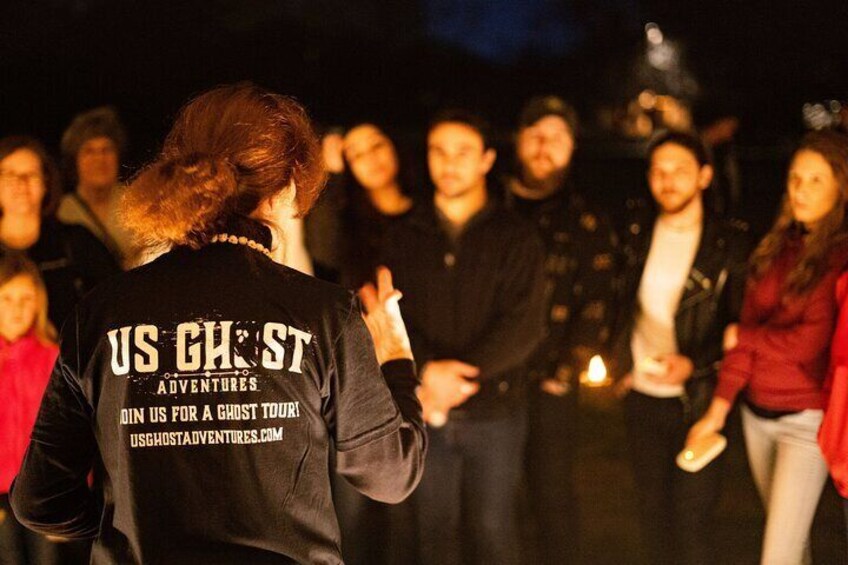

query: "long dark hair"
xmin=341 ymin=121 xmax=415 ymax=203
xmin=749 ymin=130 xmax=848 ymax=295
xmin=338 ymin=122 xmax=415 ymax=287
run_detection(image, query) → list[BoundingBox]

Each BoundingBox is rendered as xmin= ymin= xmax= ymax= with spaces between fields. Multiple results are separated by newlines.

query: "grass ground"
xmin=576 ymin=388 xmax=847 ymax=565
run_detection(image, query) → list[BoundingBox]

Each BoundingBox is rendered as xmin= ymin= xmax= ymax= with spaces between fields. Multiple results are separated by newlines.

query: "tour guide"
xmin=10 ymin=83 xmax=427 ymax=564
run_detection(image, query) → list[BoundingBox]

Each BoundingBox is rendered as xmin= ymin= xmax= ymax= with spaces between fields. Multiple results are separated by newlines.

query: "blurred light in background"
xmin=645 ymin=22 xmax=663 ymax=45
xmin=646 ymin=23 xmax=677 ymax=72
xmin=803 ymin=100 xmax=845 ymax=130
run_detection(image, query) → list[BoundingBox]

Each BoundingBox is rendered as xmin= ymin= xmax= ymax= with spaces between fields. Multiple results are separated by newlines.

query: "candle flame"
xmin=581 ymin=355 xmax=610 ymax=387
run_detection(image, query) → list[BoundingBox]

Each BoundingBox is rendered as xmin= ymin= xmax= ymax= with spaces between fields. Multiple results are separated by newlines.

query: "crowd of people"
xmin=2 ymin=84 xmax=848 ymax=565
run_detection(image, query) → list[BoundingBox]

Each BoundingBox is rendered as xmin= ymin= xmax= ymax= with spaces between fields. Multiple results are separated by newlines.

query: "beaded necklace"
xmin=210 ymin=233 xmax=273 ymax=260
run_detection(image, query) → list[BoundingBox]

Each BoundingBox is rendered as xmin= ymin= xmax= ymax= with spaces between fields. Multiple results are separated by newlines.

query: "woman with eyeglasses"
xmin=0 ymin=136 xmax=118 ymax=333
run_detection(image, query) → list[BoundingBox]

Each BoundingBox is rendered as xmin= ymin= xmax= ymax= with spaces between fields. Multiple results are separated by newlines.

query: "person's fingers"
xmin=358 ymin=283 xmax=379 ymax=313
xmin=449 ymin=385 xmax=477 ymax=407
xmin=383 ymin=289 xmax=403 ymax=310
xmin=449 ymin=361 xmax=480 ymax=378
xmin=459 ymin=381 xmax=479 ymax=396
xmin=686 ymin=425 xmax=704 ymax=448
xmin=646 ymin=374 xmax=669 ymax=385
xmin=540 ymin=379 xmax=568 ymax=396
xmin=465 ymin=381 xmax=480 ymax=396
xmin=376 ymin=266 xmax=394 ymax=302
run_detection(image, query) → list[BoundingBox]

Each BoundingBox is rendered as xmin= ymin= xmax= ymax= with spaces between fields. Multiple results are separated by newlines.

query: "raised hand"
xmin=359 ymin=267 xmax=413 ymax=365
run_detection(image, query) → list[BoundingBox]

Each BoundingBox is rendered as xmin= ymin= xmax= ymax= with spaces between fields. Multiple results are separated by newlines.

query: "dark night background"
xmin=3 ymin=0 xmax=848 ymax=233
xmin=3 ymin=1 xmax=847 ymax=149
xmin=3 ymin=2 xmax=848 ymax=561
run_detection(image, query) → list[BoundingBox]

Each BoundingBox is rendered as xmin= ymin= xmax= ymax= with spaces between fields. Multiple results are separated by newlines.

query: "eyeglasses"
xmin=0 ymin=171 xmax=44 ymax=186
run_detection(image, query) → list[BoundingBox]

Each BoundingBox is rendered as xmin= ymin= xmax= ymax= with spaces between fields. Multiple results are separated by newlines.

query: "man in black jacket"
xmin=381 ymin=110 xmax=546 ymax=565
xmin=504 ymin=96 xmax=617 ymax=564
xmin=610 ymin=130 xmax=752 ymax=565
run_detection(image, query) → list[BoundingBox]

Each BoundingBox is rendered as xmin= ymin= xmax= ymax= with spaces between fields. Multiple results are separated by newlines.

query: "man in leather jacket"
xmin=609 ymin=130 xmax=752 ymax=565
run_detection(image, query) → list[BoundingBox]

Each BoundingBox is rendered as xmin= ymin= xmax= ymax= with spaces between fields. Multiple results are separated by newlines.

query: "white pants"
xmin=742 ymin=406 xmax=829 ymax=565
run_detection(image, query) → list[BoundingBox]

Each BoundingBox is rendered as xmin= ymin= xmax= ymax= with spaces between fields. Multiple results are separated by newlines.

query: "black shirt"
xmin=11 ymin=218 xmax=426 ymax=564
xmin=305 ymin=173 xmax=413 ymax=289
xmin=0 ymin=219 xmax=119 ymax=328
xmin=340 ymin=194 xmax=412 ymax=290
xmin=381 ymin=198 xmax=547 ymax=418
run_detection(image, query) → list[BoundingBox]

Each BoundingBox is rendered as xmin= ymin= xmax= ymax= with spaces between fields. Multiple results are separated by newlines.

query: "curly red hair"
xmin=121 ymin=83 xmax=325 ymax=249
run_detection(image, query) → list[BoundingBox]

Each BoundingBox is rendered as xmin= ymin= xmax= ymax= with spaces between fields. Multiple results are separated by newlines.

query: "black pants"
xmin=844 ymin=497 xmax=848 ymax=546
xmin=623 ymin=391 xmax=722 ymax=565
xmin=525 ymin=388 xmax=580 ymax=564
xmin=414 ymin=409 xmax=528 ymax=565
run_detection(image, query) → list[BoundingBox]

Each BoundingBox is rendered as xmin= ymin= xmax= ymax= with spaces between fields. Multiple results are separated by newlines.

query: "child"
xmin=0 ymin=253 xmax=60 ymax=563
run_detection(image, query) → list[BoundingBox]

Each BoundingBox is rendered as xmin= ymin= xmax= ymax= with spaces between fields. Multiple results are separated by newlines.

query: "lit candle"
xmin=580 ymin=355 xmax=610 ymax=387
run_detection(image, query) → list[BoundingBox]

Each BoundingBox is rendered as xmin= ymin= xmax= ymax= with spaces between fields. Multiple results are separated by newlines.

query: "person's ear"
xmin=481 ymin=148 xmax=497 ymax=175
xmin=698 ymin=165 xmax=714 ymax=190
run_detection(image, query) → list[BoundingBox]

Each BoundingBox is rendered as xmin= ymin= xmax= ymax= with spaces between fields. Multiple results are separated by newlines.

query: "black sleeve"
xmin=10 ymin=311 xmax=100 ymax=539
xmin=305 ymin=173 xmax=348 ymax=274
xmin=725 ymin=229 xmax=755 ymax=323
xmin=328 ymin=300 xmax=427 ymax=504
xmin=463 ymin=228 xmax=547 ymax=379
xmin=689 ymin=226 xmax=754 ymax=380
xmin=69 ymin=226 xmax=121 ymax=289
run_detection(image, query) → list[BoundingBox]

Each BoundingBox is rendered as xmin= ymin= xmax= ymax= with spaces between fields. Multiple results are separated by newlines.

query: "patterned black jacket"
xmin=503 ymin=181 xmax=618 ymax=395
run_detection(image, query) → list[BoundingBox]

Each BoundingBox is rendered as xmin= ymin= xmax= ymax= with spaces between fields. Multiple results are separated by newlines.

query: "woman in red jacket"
xmin=689 ymin=130 xmax=848 ymax=564
xmin=820 ymin=269 xmax=848 ymax=538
